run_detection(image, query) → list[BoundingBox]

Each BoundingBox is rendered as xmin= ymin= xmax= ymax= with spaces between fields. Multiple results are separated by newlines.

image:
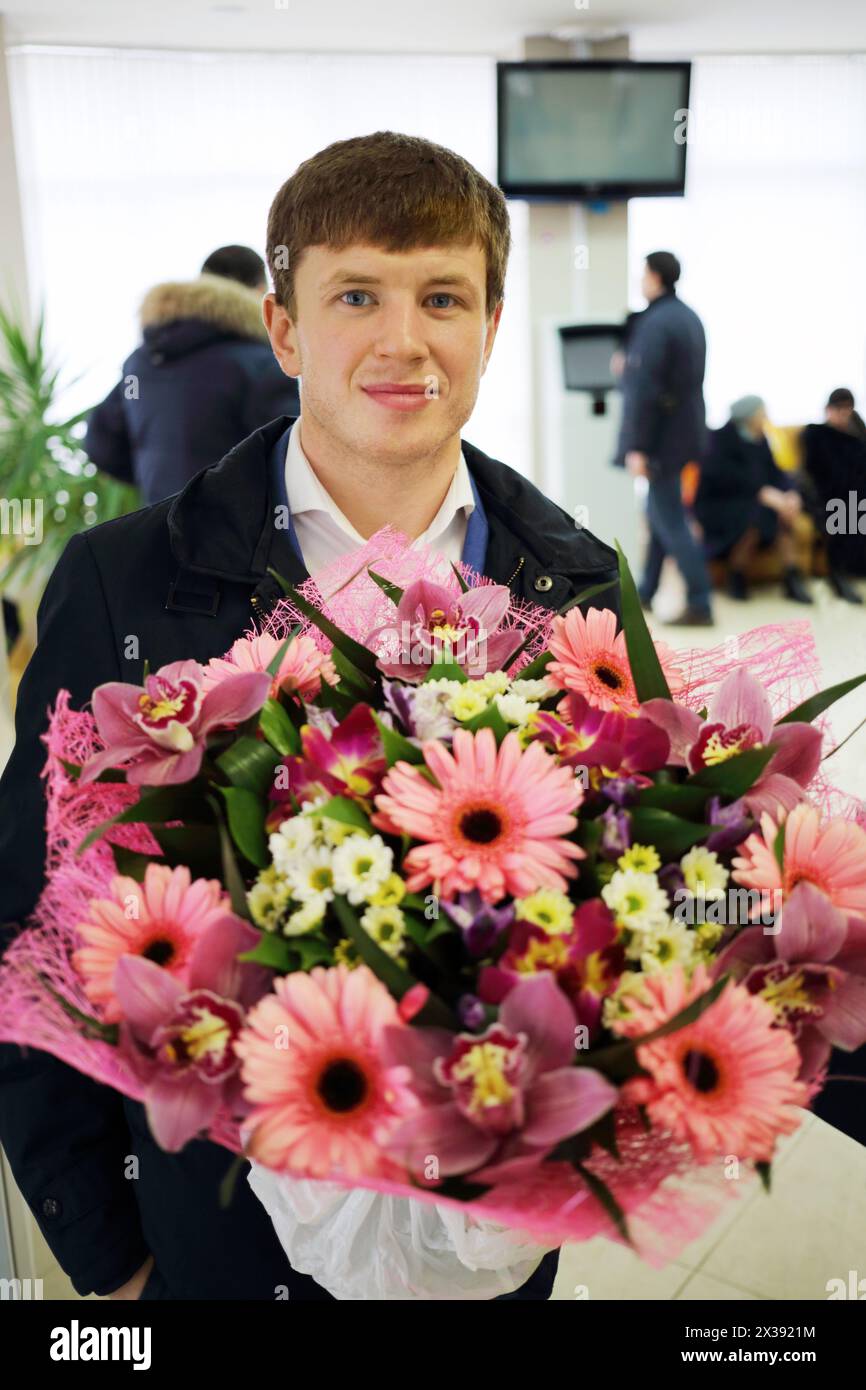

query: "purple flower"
xmin=599 ymin=805 xmax=631 ymax=859
xmin=705 ymin=796 xmax=754 ymax=854
xmin=442 ymin=891 xmax=515 ymax=956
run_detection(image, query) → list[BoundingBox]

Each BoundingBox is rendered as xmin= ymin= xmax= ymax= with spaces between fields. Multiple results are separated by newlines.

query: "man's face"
xmin=263 ymin=241 xmax=502 ymax=466
xmin=641 ymin=265 xmax=662 ymax=302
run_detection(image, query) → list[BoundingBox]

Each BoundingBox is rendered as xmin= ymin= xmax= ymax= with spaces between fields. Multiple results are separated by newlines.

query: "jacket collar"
xmin=166 ymin=415 xmax=618 ymax=612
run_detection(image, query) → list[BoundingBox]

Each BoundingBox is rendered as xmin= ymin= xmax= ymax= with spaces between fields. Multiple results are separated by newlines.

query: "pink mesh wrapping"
xmin=0 ymin=580 xmax=862 ymax=1250
xmin=251 ymin=525 xmax=557 ymax=675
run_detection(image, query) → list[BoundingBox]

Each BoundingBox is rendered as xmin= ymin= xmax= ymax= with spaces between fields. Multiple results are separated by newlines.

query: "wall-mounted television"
xmin=497 ymin=60 xmax=690 ymax=200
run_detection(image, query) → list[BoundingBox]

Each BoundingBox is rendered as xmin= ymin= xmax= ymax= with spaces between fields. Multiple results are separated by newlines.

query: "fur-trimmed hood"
xmin=139 ymin=273 xmax=267 ymax=343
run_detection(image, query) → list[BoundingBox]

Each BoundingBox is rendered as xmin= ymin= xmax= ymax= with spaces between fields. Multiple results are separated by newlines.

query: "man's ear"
xmin=480 ymin=300 xmax=504 ymax=376
xmin=263 ymin=292 xmax=300 ymax=377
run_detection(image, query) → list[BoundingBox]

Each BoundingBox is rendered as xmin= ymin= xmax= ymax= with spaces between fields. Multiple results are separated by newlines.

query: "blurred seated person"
xmin=800 ymin=387 xmax=866 ymax=604
xmin=85 ymin=245 xmax=301 ymax=505
xmin=694 ymin=395 xmax=812 ymax=603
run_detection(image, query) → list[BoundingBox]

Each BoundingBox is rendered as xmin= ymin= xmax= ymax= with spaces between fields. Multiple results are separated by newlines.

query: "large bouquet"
xmin=2 ymin=528 xmax=865 ymax=1284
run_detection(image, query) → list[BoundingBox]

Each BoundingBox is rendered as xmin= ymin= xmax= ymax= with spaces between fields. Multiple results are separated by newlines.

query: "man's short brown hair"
xmin=266 ymin=130 xmax=511 ymax=321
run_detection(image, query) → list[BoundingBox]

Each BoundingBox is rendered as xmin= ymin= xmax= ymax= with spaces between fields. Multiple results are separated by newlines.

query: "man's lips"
xmin=361 ymin=383 xmax=433 ymax=412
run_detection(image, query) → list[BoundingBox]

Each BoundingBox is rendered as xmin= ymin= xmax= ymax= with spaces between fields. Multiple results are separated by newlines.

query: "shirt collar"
xmin=285 ymin=417 xmax=475 ymax=545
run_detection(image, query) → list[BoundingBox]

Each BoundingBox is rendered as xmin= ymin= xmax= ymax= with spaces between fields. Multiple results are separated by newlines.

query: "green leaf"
xmin=628 ymin=808 xmax=715 ymax=860
xmin=31 ymin=969 xmax=119 ymax=1044
xmin=451 ymin=562 xmax=470 ymax=594
xmin=146 ymin=825 xmax=223 ymax=880
xmin=330 ymin=647 xmax=376 ymax=697
xmin=615 ymin=540 xmax=671 ymax=702
xmin=422 ymin=658 xmax=468 ymax=684
xmin=637 ymin=781 xmax=711 ymax=817
xmin=216 ymin=737 xmax=281 ymax=798
xmin=366 ymin=567 xmax=404 ymax=605
xmin=268 ymin=568 xmax=380 ymax=680
xmin=218 ymin=785 xmax=269 ymax=868
xmin=75 ymin=783 xmax=212 ymax=856
xmin=687 ymin=745 xmax=776 ymax=799
xmin=259 ymin=698 xmax=300 ymax=757
xmin=575 ymin=1164 xmax=630 ymax=1243
xmin=315 ymin=795 xmax=373 ymax=832
xmin=512 ymin=650 xmax=552 ymax=683
xmin=294 ymin=936 xmax=334 ymax=970
xmin=371 ymin=711 xmax=424 ymax=766
xmin=332 ymin=896 xmax=457 ymax=1028
xmin=459 ymin=702 xmax=511 ymax=742
xmin=777 ymin=671 xmax=866 ymax=726
xmin=206 ymin=794 xmax=250 ymax=918
xmin=238 ymin=932 xmax=297 ymax=970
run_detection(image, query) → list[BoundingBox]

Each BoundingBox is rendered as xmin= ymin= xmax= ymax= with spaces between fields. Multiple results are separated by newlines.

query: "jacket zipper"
xmin=505 ymin=556 xmax=525 ymax=588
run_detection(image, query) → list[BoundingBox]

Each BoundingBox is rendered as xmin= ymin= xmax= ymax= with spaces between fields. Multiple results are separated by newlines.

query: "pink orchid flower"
xmin=533 ymin=691 xmax=670 ymax=787
xmin=114 ymin=914 xmax=271 ymax=1151
xmin=642 ymin=667 xmax=822 ymax=818
xmin=367 ymin=578 xmax=524 ymax=682
xmin=80 ymin=659 xmax=271 ymax=787
xmin=713 ymin=881 xmax=866 ymax=1084
xmin=378 ymin=972 xmax=617 ymax=1183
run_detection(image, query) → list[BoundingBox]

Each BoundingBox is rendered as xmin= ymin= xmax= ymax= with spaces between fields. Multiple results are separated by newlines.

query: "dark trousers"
xmin=640 ymin=467 xmax=712 ymax=613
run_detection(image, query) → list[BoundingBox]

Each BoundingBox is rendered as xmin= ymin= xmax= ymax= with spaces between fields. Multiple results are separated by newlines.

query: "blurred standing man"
xmin=85 ymin=245 xmax=301 ymax=504
xmin=616 ymin=251 xmax=713 ymax=626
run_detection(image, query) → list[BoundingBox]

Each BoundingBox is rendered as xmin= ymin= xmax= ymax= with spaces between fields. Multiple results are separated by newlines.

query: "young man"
xmin=616 ymin=251 xmax=713 ymax=626
xmin=0 ymin=131 xmax=619 ymax=1301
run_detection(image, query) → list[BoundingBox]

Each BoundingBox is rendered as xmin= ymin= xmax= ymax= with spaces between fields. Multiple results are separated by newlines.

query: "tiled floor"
xmin=553 ymin=1112 xmax=866 ymax=1300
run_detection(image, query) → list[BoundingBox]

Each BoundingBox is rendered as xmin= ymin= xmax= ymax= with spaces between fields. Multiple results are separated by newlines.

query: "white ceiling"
xmin=2 ymin=0 xmax=865 ymax=57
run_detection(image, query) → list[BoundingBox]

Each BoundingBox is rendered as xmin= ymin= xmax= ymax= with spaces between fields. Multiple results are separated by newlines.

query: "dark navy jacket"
xmin=0 ymin=417 xmax=620 ymax=1299
xmin=84 ymin=275 xmax=300 ymax=506
xmin=615 ymin=289 xmax=707 ymax=478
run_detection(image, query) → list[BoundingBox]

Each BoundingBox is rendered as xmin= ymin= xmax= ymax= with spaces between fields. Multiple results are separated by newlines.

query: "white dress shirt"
xmin=283 ymin=419 xmax=474 ymax=580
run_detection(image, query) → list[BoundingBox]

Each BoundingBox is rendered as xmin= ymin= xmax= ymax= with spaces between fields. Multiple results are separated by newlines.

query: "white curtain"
xmin=628 ymin=54 xmax=866 ymax=428
xmin=7 ymin=45 xmax=530 ymax=472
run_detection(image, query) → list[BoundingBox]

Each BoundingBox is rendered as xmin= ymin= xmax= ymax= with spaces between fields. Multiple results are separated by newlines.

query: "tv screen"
xmin=559 ymin=324 xmax=624 ymax=393
xmin=498 ymin=60 xmax=690 ymax=199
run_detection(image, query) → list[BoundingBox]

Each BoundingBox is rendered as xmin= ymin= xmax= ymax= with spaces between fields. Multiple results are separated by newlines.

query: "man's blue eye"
xmin=429 ymin=294 xmax=456 ymax=308
xmin=342 ymin=290 xmax=371 ymax=306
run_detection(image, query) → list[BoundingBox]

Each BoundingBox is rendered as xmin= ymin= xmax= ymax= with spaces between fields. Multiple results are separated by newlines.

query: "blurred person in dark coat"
xmin=694 ymin=395 xmax=812 ymax=604
xmin=85 ymin=245 xmax=301 ymax=505
xmin=615 ymin=251 xmax=713 ymax=626
xmin=801 ymin=387 xmax=866 ymax=601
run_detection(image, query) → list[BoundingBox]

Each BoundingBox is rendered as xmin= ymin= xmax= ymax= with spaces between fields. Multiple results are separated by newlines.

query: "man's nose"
xmin=371 ymin=299 xmax=428 ymax=358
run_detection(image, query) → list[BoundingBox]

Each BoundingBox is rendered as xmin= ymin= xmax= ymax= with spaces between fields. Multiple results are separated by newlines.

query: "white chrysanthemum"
xmin=360 ymin=904 xmax=407 ymax=959
xmin=639 ymin=920 xmax=696 ymax=974
xmin=446 ymin=685 xmax=490 ymax=721
xmin=602 ymin=869 xmax=670 ymax=933
xmin=509 ymin=677 xmax=552 ymax=702
xmin=284 ymin=844 xmax=336 ymax=903
xmin=269 ymin=814 xmax=317 ymax=872
xmin=332 ymin=833 xmax=393 ymax=905
xmin=680 ymin=845 xmax=729 ymax=899
xmin=475 ymin=670 xmax=510 ymax=696
xmin=422 ymin=678 xmax=465 ymax=696
xmin=494 ymin=692 xmax=536 ymax=727
xmin=515 ymin=889 xmax=574 ymax=935
xmin=283 ymin=896 xmax=328 ymax=937
xmin=617 ymin=843 xmax=661 ymax=874
xmin=247 ymin=866 xmax=292 ymax=933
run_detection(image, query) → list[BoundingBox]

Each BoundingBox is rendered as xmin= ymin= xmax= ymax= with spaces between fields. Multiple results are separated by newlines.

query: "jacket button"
xmin=41 ymin=1197 xmax=61 ymax=1219
xmin=534 ymin=575 xmax=554 ymax=592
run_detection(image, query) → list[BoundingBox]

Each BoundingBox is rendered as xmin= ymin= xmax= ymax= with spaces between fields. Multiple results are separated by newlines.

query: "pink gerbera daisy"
xmin=234 ymin=964 xmax=417 ymax=1178
xmin=371 ymin=726 xmax=585 ymax=904
xmin=72 ymin=864 xmax=238 ymax=1023
xmin=733 ymin=804 xmax=866 ymax=919
xmin=546 ymin=606 xmax=684 ymax=714
xmin=612 ymin=964 xmax=808 ymax=1162
xmin=202 ymin=632 xmax=337 ymax=702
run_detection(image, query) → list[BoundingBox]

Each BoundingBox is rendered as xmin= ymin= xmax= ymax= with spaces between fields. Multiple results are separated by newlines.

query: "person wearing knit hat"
xmin=694 ymin=396 xmax=812 ymax=603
